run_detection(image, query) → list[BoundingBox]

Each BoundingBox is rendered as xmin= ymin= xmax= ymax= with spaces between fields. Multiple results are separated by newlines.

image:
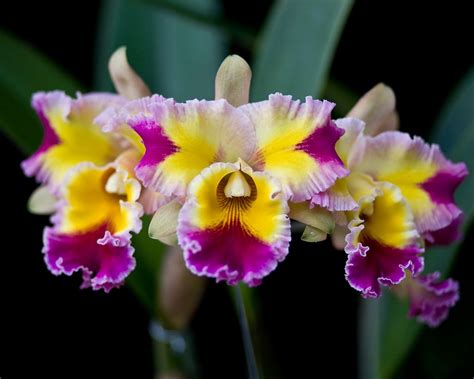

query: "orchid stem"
xmin=233 ymin=285 xmax=261 ymax=379
xmin=358 ymin=298 xmax=380 ymax=379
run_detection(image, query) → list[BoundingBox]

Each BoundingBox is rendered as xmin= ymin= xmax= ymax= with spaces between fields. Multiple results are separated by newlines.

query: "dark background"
xmin=1 ymin=1 xmax=472 ymax=378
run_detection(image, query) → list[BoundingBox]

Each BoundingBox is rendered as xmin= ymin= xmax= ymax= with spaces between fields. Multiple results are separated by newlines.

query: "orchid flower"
xmin=21 ymin=49 xmax=156 ymax=291
xmin=310 ymin=94 xmax=467 ymax=306
xmin=20 ymin=50 xmax=466 ymax=330
xmin=392 ymin=271 xmax=459 ymax=327
xmin=44 ymin=162 xmax=143 ymax=291
xmin=108 ymin=56 xmax=348 ymax=286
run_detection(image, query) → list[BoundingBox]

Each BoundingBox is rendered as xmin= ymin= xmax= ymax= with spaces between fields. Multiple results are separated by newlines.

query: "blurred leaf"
xmin=0 ymin=29 xmax=83 ymax=154
xmin=362 ymin=69 xmax=474 ymax=379
xmin=95 ymin=0 xmax=225 ymax=100
xmin=128 ymin=216 xmax=165 ymax=315
xmin=136 ymin=0 xmax=256 ymax=49
xmin=323 ymin=79 xmax=359 ymax=117
xmin=251 ymin=0 xmax=353 ymax=101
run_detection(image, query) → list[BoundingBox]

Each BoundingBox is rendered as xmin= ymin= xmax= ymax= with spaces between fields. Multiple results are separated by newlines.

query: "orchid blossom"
xmin=21 ymin=49 xmax=156 ymax=291
xmin=110 ymin=89 xmax=347 ymax=286
xmin=306 ymin=85 xmax=466 ymax=324
xmin=21 ymin=51 xmax=467 ymax=328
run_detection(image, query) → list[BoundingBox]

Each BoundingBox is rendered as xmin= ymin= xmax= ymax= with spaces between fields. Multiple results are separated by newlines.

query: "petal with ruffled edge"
xmin=96 ymin=94 xmax=169 ymax=155
xmin=21 ymin=91 xmax=126 ymax=191
xmin=424 ymin=214 xmax=463 ymax=246
xmin=240 ymin=94 xmax=348 ymax=201
xmin=311 ymin=176 xmax=359 ymax=211
xmin=43 ymin=162 xmax=143 ymax=291
xmin=43 ymin=225 xmax=135 ymax=292
xmin=310 ymin=118 xmax=368 ymax=211
xmin=177 ymin=162 xmax=290 ymax=286
xmin=114 ymin=148 xmax=171 ymax=215
xmin=354 ymin=131 xmax=468 ymax=233
xmin=406 ymin=272 xmax=459 ymax=327
xmin=129 ymin=99 xmax=256 ymax=198
xmin=55 ymin=162 xmax=142 ymax=237
xmin=344 ymin=182 xmax=423 ymax=297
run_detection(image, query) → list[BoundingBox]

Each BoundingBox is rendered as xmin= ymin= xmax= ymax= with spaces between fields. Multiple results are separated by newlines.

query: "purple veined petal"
xmin=406 ymin=272 xmax=459 ymax=327
xmin=239 ymin=93 xmax=348 ymax=201
xmin=177 ymin=162 xmax=291 ymax=286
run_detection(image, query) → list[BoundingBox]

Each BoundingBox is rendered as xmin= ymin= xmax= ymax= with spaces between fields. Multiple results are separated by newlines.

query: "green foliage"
xmin=0 ymin=29 xmax=82 ymax=154
xmin=252 ymin=0 xmax=353 ymax=101
xmin=95 ymin=0 xmax=225 ymax=100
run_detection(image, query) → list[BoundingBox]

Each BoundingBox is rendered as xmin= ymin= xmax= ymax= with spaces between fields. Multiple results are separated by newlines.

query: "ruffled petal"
xmin=114 ymin=149 xmax=171 ymax=214
xmin=310 ymin=119 xmax=368 ymax=211
xmin=240 ymin=93 xmax=348 ymax=201
xmin=54 ymin=162 xmax=142 ymax=238
xmin=311 ymin=177 xmax=359 ymax=211
xmin=44 ymin=225 xmax=135 ymax=292
xmin=424 ymin=214 xmax=463 ymax=246
xmin=43 ymin=162 xmax=142 ymax=291
xmin=129 ymin=99 xmax=256 ymax=198
xmin=96 ymin=94 xmax=169 ymax=154
xmin=345 ymin=239 xmax=424 ymax=298
xmin=354 ymin=131 xmax=468 ymax=233
xmin=177 ymin=162 xmax=290 ymax=286
xmin=344 ymin=182 xmax=423 ymax=297
xmin=406 ymin=272 xmax=459 ymax=327
xmin=22 ymin=91 xmax=126 ymax=191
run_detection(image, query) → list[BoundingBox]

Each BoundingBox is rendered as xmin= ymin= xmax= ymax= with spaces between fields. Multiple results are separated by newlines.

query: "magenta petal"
xmin=421 ymin=165 xmax=467 ymax=207
xmin=181 ymin=225 xmax=288 ymax=287
xmin=296 ymin=119 xmax=345 ymax=164
xmin=131 ymin=118 xmax=178 ymax=187
xmin=424 ymin=214 xmax=463 ymax=246
xmin=43 ymin=225 xmax=135 ymax=292
xmin=407 ymin=272 xmax=459 ymax=327
xmin=21 ymin=92 xmax=67 ymax=180
xmin=345 ymin=239 xmax=424 ymax=298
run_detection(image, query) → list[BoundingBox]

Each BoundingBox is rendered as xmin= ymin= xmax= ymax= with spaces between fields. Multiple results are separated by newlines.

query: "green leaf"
xmin=95 ymin=0 xmax=225 ymax=100
xmin=0 ymin=29 xmax=83 ymax=154
xmin=251 ymin=0 xmax=353 ymax=101
xmin=362 ymin=69 xmax=474 ymax=379
xmin=136 ymin=0 xmax=256 ymax=50
xmin=127 ymin=216 xmax=165 ymax=315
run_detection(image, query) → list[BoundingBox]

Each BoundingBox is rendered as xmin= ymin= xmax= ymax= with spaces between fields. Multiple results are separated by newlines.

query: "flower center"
xmin=224 ymin=171 xmax=252 ymax=198
xmin=105 ymin=171 xmax=127 ymax=196
xmin=216 ymin=170 xmax=257 ymax=226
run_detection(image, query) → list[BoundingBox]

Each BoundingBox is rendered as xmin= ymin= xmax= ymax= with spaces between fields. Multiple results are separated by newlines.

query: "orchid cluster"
xmin=22 ymin=52 xmax=466 ymax=327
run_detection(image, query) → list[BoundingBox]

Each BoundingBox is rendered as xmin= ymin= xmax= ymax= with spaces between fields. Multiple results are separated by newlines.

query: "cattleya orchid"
xmin=22 ymin=91 xmax=146 ymax=291
xmin=103 ymin=92 xmax=346 ymax=286
xmin=21 ymin=51 xmax=466 ymax=326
